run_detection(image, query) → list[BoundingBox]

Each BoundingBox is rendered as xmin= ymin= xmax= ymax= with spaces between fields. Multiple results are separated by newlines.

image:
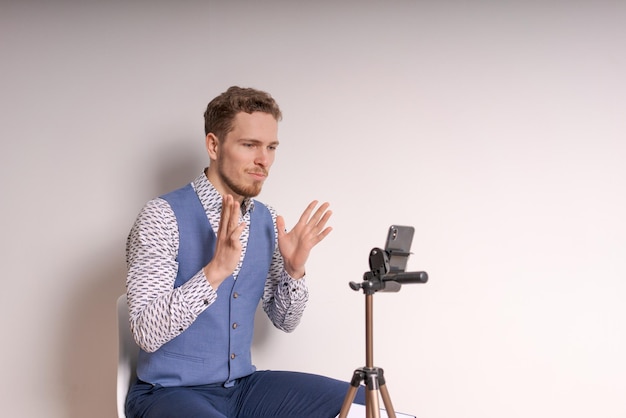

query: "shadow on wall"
xmin=58 ymin=137 xmax=272 ymax=417
xmin=59 ymin=240 xmax=126 ymax=418
xmin=150 ymin=136 xmax=209 ymax=197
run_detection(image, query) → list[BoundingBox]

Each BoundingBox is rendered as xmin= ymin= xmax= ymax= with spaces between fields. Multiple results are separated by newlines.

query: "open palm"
xmin=276 ymin=200 xmax=333 ymax=279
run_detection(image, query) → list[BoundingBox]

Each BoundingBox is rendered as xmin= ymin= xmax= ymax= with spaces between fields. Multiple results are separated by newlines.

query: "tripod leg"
xmin=338 ymin=370 xmax=365 ymax=418
xmin=366 ymin=390 xmax=381 ymax=418
xmin=379 ymin=384 xmax=396 ymax=418
xmin=338 ymin=386 xmax=359 ymax=418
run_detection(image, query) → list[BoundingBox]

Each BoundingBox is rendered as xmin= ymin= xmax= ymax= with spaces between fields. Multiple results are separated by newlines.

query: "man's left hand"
xmin=276 ymin=200 xmax=332 ymax=279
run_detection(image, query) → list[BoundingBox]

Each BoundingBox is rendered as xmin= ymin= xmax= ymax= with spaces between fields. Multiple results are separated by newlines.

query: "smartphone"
xmin=384 ymin=225 xmax=414 ymax=272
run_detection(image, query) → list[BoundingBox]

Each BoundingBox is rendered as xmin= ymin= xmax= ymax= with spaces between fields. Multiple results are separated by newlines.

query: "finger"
xmin=220 ymin=195 xmax=240 ymax=239
xmin=311 ymin=209 xmax=332 ymax=235
xmin=217 ymin=195 xmax=232 ymax=238
xmin=310 ymin=203 xmax=332 ymax=227
xmin=234 ymin=221 xmax=247 ymax=238
xmin=316 ymin=225 xmax=333 ymax=242
xmin=297 ymin=200 xmax=319 ymax=225
xmin=228 ymin=195 xmax=240 ymax=232
xmin=276 ymin=215 xmax=286 ymax=239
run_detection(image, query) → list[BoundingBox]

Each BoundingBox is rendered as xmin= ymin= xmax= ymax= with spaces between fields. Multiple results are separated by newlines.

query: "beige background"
xmin=1 ymin=1 xmax=625 ymax=417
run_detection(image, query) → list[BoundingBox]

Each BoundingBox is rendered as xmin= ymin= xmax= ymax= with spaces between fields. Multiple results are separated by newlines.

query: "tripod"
xmin=338 ymin=248 xmax=428 ymax=418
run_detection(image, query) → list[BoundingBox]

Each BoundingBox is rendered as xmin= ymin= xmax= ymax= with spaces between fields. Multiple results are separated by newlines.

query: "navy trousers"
xmin=126 ymin=370 xmax=366 ymax=418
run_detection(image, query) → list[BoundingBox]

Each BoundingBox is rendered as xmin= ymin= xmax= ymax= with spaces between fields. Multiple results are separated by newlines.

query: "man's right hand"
xmin=203 ymin=194 xmax=246 ymax=289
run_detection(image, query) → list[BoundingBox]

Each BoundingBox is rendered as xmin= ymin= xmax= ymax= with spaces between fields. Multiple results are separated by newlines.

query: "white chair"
xmin=117 ymin=294 xmax=139 ymax=418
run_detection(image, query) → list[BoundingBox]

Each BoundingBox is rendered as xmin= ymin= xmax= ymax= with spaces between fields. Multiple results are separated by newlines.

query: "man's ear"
xmin=205 ymin=133 xmax=219 ymax=159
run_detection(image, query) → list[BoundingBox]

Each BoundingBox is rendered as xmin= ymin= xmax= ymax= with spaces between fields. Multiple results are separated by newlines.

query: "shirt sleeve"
xmin=261 ymin=209 xmax=309 ymax=332
xmin=125 ymin=198 xmax=217 ymax=352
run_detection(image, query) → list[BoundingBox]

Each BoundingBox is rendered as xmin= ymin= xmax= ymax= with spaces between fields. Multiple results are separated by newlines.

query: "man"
xmin=125 ymin=86 xmax=364 ymax=417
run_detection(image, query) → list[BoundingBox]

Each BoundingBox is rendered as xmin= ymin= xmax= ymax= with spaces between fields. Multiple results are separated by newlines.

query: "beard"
xmin=217 ymin=164 xmax=265 ymax=198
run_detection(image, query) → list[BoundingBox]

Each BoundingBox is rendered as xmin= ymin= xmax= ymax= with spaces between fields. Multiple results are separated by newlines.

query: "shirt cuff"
xmin=280 ymin=270 xmax=308 ymax=301
xmin=181 ymin=270 xmax=218 ymax=315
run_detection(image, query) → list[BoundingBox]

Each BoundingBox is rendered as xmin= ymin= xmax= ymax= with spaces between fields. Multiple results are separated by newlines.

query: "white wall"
xmin=1 ymin=1 xmax=625 ymax=417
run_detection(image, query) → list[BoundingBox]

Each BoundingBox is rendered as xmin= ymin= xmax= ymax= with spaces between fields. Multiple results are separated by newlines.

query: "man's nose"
xmin=255 ymin=148 xmax=270 ymax=166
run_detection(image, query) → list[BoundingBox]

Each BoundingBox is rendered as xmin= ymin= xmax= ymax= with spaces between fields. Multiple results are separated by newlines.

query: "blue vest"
xmin=136 ymin=184 xmax=275 ymax=387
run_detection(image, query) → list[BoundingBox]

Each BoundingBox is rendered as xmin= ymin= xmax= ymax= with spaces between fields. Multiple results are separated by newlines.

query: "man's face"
xmin=207 ymin=111 xmax=279 ymax=200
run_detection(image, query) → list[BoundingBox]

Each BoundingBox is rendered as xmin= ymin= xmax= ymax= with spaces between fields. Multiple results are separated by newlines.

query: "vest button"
xmin=232 ymin=323 xmax=238 ymax=329
xmin=230 ymin=353 xmax=236 ymax=359
xmin=233 ymin=292 xmax=239 ymax=298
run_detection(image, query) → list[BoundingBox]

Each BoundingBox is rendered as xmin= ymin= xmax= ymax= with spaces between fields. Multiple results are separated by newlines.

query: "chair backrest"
xmin=117 ymin=294 xmax=139 ymax=418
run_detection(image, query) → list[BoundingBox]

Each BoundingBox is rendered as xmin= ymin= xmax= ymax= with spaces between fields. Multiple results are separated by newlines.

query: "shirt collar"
xmin=192 ymin=170 xmax=255 ymax=215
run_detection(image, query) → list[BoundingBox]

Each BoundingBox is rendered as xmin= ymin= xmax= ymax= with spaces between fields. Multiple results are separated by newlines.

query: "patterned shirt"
xmin=126 ymin=172 xmax=308 ymax=352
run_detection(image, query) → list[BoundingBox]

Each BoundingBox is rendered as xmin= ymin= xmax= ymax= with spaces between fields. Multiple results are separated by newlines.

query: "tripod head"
xmin=349 ymin=247 xmax=428 ymax=295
